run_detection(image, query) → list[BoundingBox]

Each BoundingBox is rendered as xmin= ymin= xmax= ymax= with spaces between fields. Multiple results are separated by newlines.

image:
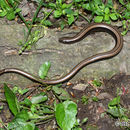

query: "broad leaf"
xmin=55 ymin=101 xmax=77 ymax=130
xmin=94 ymin=16 xmax=103 ymax=23
xmin=4 ymin=84 xmax=20 ymax=116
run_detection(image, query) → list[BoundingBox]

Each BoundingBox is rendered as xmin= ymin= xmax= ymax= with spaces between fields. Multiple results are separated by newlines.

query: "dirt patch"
xmin=67 ymin=74 xmax=130 ymax=130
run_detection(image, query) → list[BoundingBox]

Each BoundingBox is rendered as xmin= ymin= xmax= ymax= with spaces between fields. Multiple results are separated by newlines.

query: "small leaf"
xmin=104 ymin=7 xmax=110 ymax=14
xmin=15 ymin=8 xmax=21 ymax=13
xmin=0 ymin=10 xmax=7 ymax=17
xmin=104 ymin=14 xmax=110 ymax=22
xmin=52 ymin=85 xmax=70 ymax=100
xmin=39 ymin=61 xmax=51 ymax=79
xmin=62 ymin=3 xmax=68 ymax=9
xmin=94 ymin=16 xmax=103 ymax=23
xmin=20 ymin=98 xmax=32 ymax=107
xmin=54 ymin=10 xmax=62 ymax=18
xmin=119 ymin=0 xmax=125 ymax=5
xmin=92 ymin=79 xmax=102 ymax=87
xmin=64 ymin=9 xmax=74 ymax=15
xmin=15 ymin=110 xmax=29 ymax=121
xmin=74 ymin=0 xmax=82 ymax=2
xmin=4 ymin=84 xmax=20 ymax=116
xmin=60 ymin=21 xmax=65 ymax=30
xmin=6 ymin=9 xmax=15 ymax=20
xmin=31 ymin=92 xmax=48 ymax=104
xmin=42 ymin=20 xmax=52 ymax=26
xmin=55 ymin=101 xmax=77 ymax=130
xmin=68 ymin=15 xmax=74 ymax=25
xmin=108 ymin=96 xmax=120 ymax=107
xmin=48 ymin=3 xmax=56 ymax=8
xmin=110 ymin=13 xmax=118 ymax=20
xmin=82 ymin=3 xmax=91 ymax=10
xmin=92 ymin=96 xmax=99 ymax=102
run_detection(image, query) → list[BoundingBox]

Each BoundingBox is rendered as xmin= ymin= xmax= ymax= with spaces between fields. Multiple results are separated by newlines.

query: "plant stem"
xmin=79 ymin=13 xmax=90 ymax=23
xmin=19 ymin=0 xmax=43 ymax=54
xmin=39 ymin=104 xmax=54 ymax=110
xmin=0 ymin=120 xmax=9 ymax=130
xmin=17 ymin=12 xmax=29 ymax=29
xmin=34 ymin=115 xmax=54 ymax=123
xmin=42 ymin=9 xmax=54 ymax=22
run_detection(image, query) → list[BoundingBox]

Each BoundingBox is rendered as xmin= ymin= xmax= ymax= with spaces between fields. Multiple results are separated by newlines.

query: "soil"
xmin=67 ymin=74 xmax=130 ymax=130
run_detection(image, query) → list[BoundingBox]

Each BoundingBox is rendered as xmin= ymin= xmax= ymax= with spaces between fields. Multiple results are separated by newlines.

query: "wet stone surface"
xmin=0 ymin=22 xmax=130 ymax=87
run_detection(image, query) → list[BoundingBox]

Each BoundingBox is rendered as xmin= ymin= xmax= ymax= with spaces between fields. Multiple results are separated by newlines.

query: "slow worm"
xmin=0 ymin=23 xmax=123 ymax=84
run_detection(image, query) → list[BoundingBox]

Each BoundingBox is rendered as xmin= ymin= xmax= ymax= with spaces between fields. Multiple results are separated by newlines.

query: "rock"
xmin=72 ymin=83 xmax=88 ymax=91
xmin=0 ymin=23 xmax=129 ymax=88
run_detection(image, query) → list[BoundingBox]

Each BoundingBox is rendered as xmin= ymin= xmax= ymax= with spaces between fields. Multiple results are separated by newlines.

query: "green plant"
xmin=0 ymin=0 xmax=21 ymax=20
xmin=0 ymin=62 xmax=82 ymax=130
xmin=42 ymin=0 xmax=79 ymax=29
xmin=107 ymin=95 xmax=129 ymax=129
xmin=81 ymin=95 xmax=89 ymax=105
xmin=92 ymin=79 xmax=102 ymax=87
xmin=1 ymin=0 xmax=129 ymax=53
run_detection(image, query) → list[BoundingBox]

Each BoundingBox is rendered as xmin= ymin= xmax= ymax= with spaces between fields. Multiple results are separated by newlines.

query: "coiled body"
xmin=0 ymin=23 xmax=123 ymax=84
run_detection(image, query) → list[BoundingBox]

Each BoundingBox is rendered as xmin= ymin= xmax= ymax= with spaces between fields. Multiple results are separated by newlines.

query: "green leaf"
xmin=48 ymin=3 xmax=56 ymax=8
xmin=0 ymin=10 xmax=7 ymax=17
xmin=31 ymin=92 xmax=48 ymax=104
xmin=28 ymin=111 xmax=40 ymax=119
xmin=106 ymin=0 xmax=113 ymax=8
xmin=20 ymin=98 xmax=32 ymax=107
xmin=94 ymin=16 xmax=103 ymax=23
xmin=119 ymin=0 xmax=125 ymax=5
xmin=74 ymin=0 xmax=82 ymax=2
xmin=54 ymin=10 xmax=62 ymax=18
xmin=94 ymin=0 xmax=102 ymax=5
xmin=52 ymin=86 xmax=70 ymax=100
xmin=8 ymin=118 xmax=36 ymax=130
xmin=92 ymin=96 xmax=99 ymax=102
xmin=126 ymin=3 xmax=130 ymax=11
xmin=15 ymin=8 xmax=21 ymax=13
xmin=82 ymin=3 xmax=91 ymax=10
xmin=110 ymin=13 xmax=118 ymax=20
xmin=42 ymin=20 xmax=52 ymax=26
xmin=92 ymin=79 xmax=102 ymax=87
xmin=60 ymin=20 xmax=66 ymax=30
xmin=68 ymin=15 xmax=74 ymax=25
xmin=38 ymin=61 xmax=51 ymax=79
xmin=55 ymin=101 xmax=77 ymax=130
xmin=15 ymin=110 xmax=29 ymax=121
xmin=108 ymin=96 xmax=120 ymax=107
xmin=104 ymin=7 xmax=110 ymax=14
xmin=104 ymin=14 xmax=110 ymax=21
xmin=6 ymin=8 xmax=15 ymax=20
xmin=64 ymin=8 xmax=74 ymax=15
xmin=4 ymin=83 xmax=20 ymax=116
xmin=123 ymin=11 xmax=130 ymax=19
xmin=62 ymin=3 xmax=68 ymax=9
xmin=107 ymin=106 xmax=126 ymax=118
